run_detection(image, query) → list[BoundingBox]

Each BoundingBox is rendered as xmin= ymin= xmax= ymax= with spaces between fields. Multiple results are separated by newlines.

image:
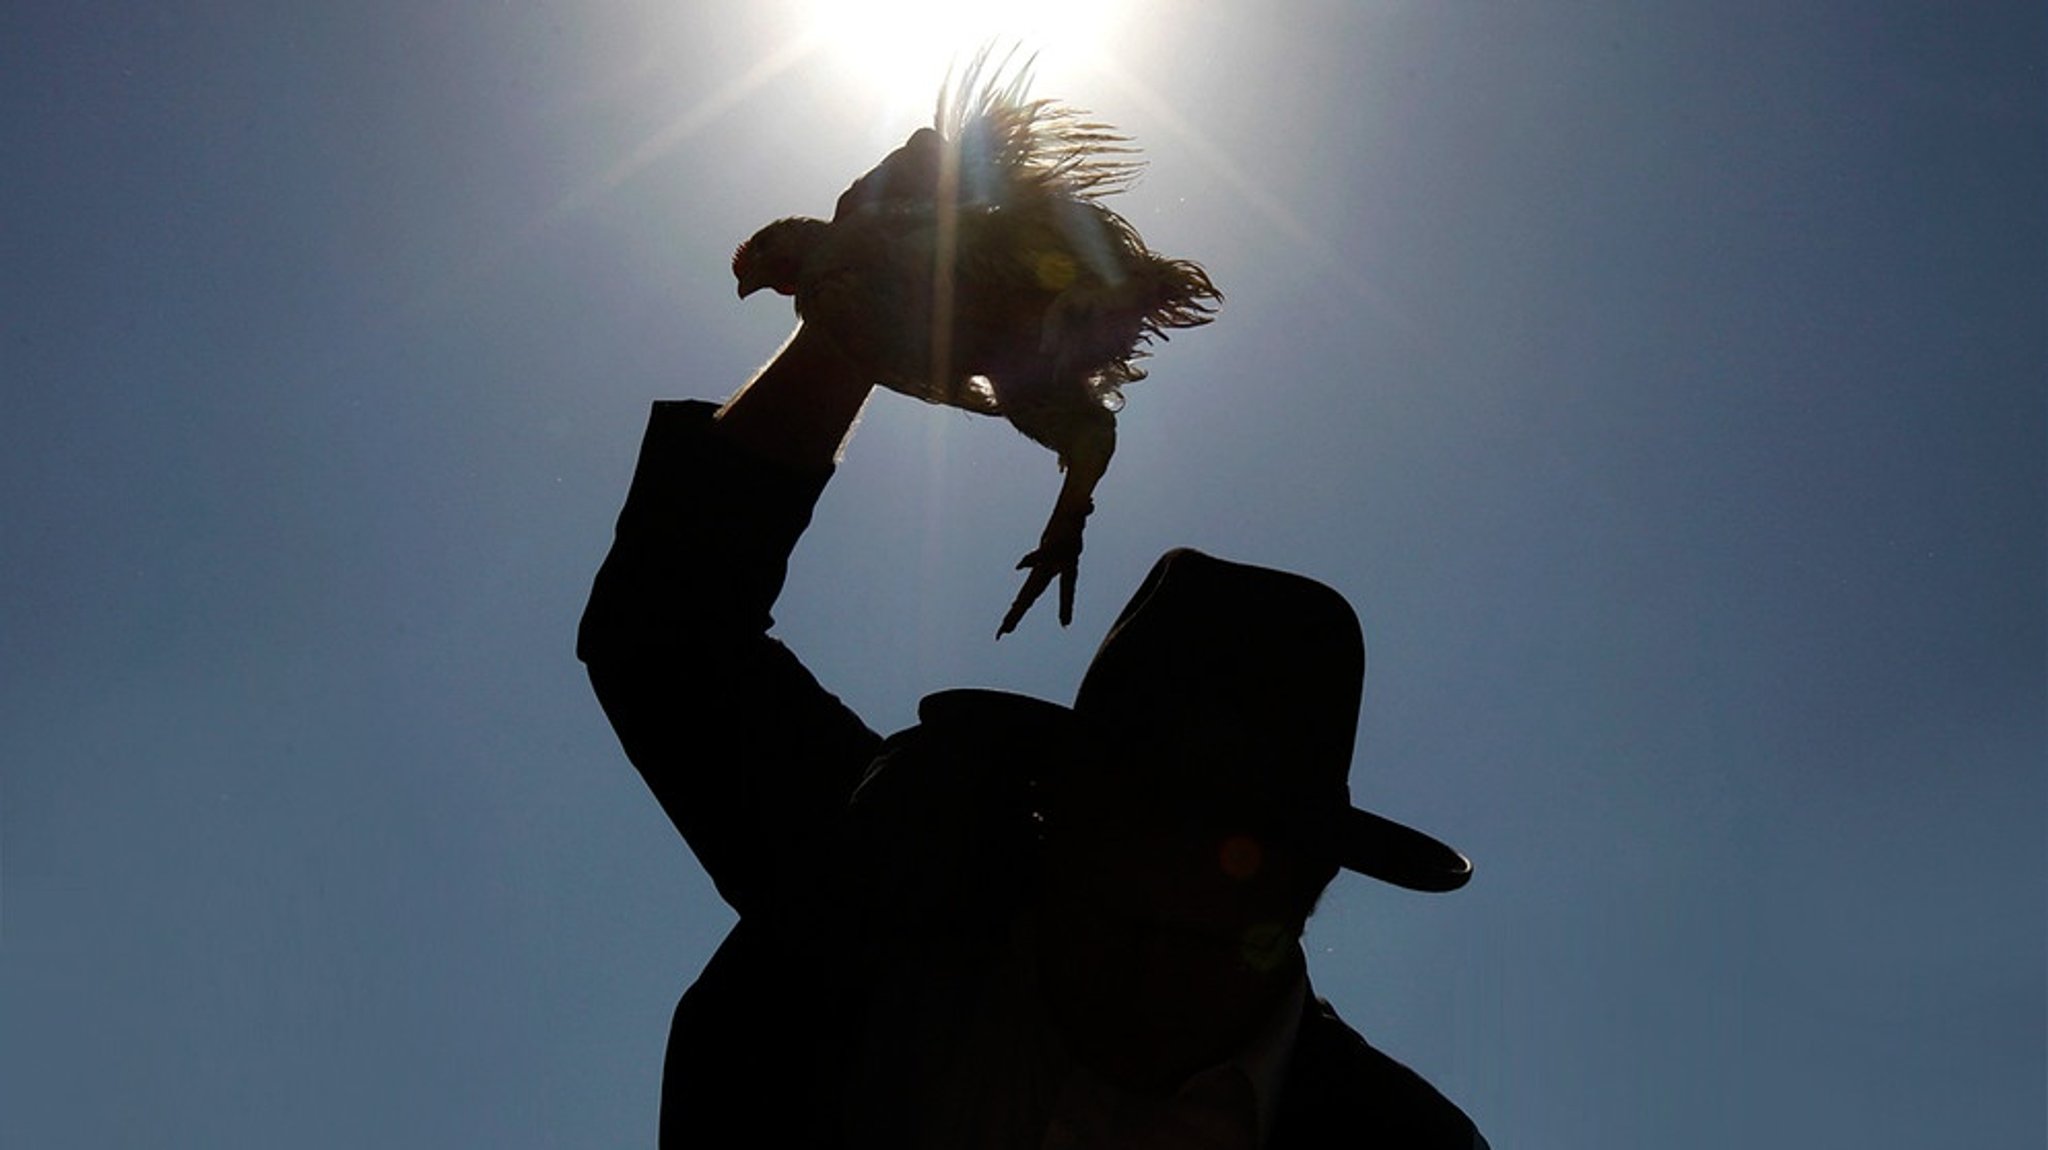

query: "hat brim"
xmin=916 ymin=688 xmax=1473 ymax=894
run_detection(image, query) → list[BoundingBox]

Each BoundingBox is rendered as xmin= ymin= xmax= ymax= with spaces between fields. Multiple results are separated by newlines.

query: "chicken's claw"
xmin=996 ymin=500 xmax=1090 ymax=637
xmin=999 ymin=547 xmax=1075 ymax=637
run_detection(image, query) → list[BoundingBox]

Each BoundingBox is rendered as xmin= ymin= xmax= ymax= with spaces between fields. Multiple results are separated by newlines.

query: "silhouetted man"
xmin=579 ymin=156 xmax=1486 ymax=1150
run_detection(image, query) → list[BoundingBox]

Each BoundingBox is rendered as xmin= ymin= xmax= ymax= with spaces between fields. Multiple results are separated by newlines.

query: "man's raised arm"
xmin=576 ymin=323 xmax=880 ymax=917
xmin=713 ymin=321 xmax=874 ymax=469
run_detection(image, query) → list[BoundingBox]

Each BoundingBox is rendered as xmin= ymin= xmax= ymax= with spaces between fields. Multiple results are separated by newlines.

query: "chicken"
xmin=732 ymin=51 xmax=1221 ymax=635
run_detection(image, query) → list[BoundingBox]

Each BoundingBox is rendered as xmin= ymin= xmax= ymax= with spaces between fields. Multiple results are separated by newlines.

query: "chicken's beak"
xmin=736 ymin=268 xmax=796 ymax=299
xmin=733 ymin=237 xmax=764 ymax=299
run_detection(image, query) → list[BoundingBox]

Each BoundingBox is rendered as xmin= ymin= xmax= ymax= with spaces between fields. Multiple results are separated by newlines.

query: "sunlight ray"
xmin=1083 ymin=59 xmax=1415 ymax=332
xmin=394 ymin=30 xmax=827 ymax=329
xmin=799 ymin=0 xmax=1128 ymax=113
xmin=581 ymin=30 xmax=829 ymax=209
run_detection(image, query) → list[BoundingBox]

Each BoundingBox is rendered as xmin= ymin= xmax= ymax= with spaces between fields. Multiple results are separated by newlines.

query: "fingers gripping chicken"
xmin=732 ymin=53 xmax=1220 ymax=635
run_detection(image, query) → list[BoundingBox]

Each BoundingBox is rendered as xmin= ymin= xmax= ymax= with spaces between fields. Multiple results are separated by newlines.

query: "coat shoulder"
xmin=1270 ymin=997 xmax=1488 ymax=1150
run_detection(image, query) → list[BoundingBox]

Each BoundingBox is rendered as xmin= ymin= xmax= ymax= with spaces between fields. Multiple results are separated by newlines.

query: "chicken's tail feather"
xmin=937 ymin=43 xmax=1143 ymax=205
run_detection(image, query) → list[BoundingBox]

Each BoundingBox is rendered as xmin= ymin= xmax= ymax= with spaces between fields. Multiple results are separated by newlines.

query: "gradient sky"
xmin=4 ymin=3 xmax=2042 ymax=1147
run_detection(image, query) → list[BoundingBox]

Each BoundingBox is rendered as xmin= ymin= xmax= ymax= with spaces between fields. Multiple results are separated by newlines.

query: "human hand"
xmin=833 ymin=127 xmax=945 ymax=222
xmin=733 ymin=127 xmax=961 ymax=389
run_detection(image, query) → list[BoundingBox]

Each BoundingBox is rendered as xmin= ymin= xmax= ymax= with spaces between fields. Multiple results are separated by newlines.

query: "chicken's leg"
xmin=999 ymin=417 xmax=1114 ymax=636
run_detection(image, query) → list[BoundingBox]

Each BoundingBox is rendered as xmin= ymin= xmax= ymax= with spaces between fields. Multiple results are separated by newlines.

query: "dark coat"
xmin=579 ymin=401 xmax=1486 ymax=1148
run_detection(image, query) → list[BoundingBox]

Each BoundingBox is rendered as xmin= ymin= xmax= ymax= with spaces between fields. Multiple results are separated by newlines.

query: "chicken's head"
xmin=732 ymin=217 xmax=829 ymax=299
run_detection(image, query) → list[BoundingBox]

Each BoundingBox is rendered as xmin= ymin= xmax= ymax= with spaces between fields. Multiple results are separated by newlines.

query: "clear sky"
xmin=3 ymin=3 xmax=2041 ymax=1147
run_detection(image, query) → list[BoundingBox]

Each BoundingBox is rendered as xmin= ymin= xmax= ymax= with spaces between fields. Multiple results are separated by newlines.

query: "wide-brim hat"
xmin=919 ymin=548 xmax=1472 ymax=893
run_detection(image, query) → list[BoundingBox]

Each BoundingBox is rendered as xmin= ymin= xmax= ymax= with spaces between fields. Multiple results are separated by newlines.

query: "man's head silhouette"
xmin=916 ymin=547 xmax=1473 ymax=1093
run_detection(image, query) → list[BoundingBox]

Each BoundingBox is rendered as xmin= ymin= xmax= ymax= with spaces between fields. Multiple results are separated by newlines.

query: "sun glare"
xmin=800 ymin=0 xmax=1131 ymax=113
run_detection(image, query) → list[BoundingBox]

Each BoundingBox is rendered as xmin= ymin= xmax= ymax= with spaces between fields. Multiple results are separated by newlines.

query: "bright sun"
xmin=798 ymin=0 xmax=1133 ymax=113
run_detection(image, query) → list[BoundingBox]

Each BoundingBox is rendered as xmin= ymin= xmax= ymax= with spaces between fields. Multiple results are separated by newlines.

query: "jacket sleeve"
xmin=577 ymin=400 xmax=884 ymax=917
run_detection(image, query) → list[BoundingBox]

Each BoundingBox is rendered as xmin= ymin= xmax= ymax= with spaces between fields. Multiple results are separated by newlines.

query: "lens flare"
xmin=799 ymin=0 xmax=1130 ymax=109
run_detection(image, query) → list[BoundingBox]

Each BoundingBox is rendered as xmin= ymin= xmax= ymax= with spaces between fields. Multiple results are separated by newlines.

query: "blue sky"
xmin=3 ymin=3 xmax=2041 ymax=1146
